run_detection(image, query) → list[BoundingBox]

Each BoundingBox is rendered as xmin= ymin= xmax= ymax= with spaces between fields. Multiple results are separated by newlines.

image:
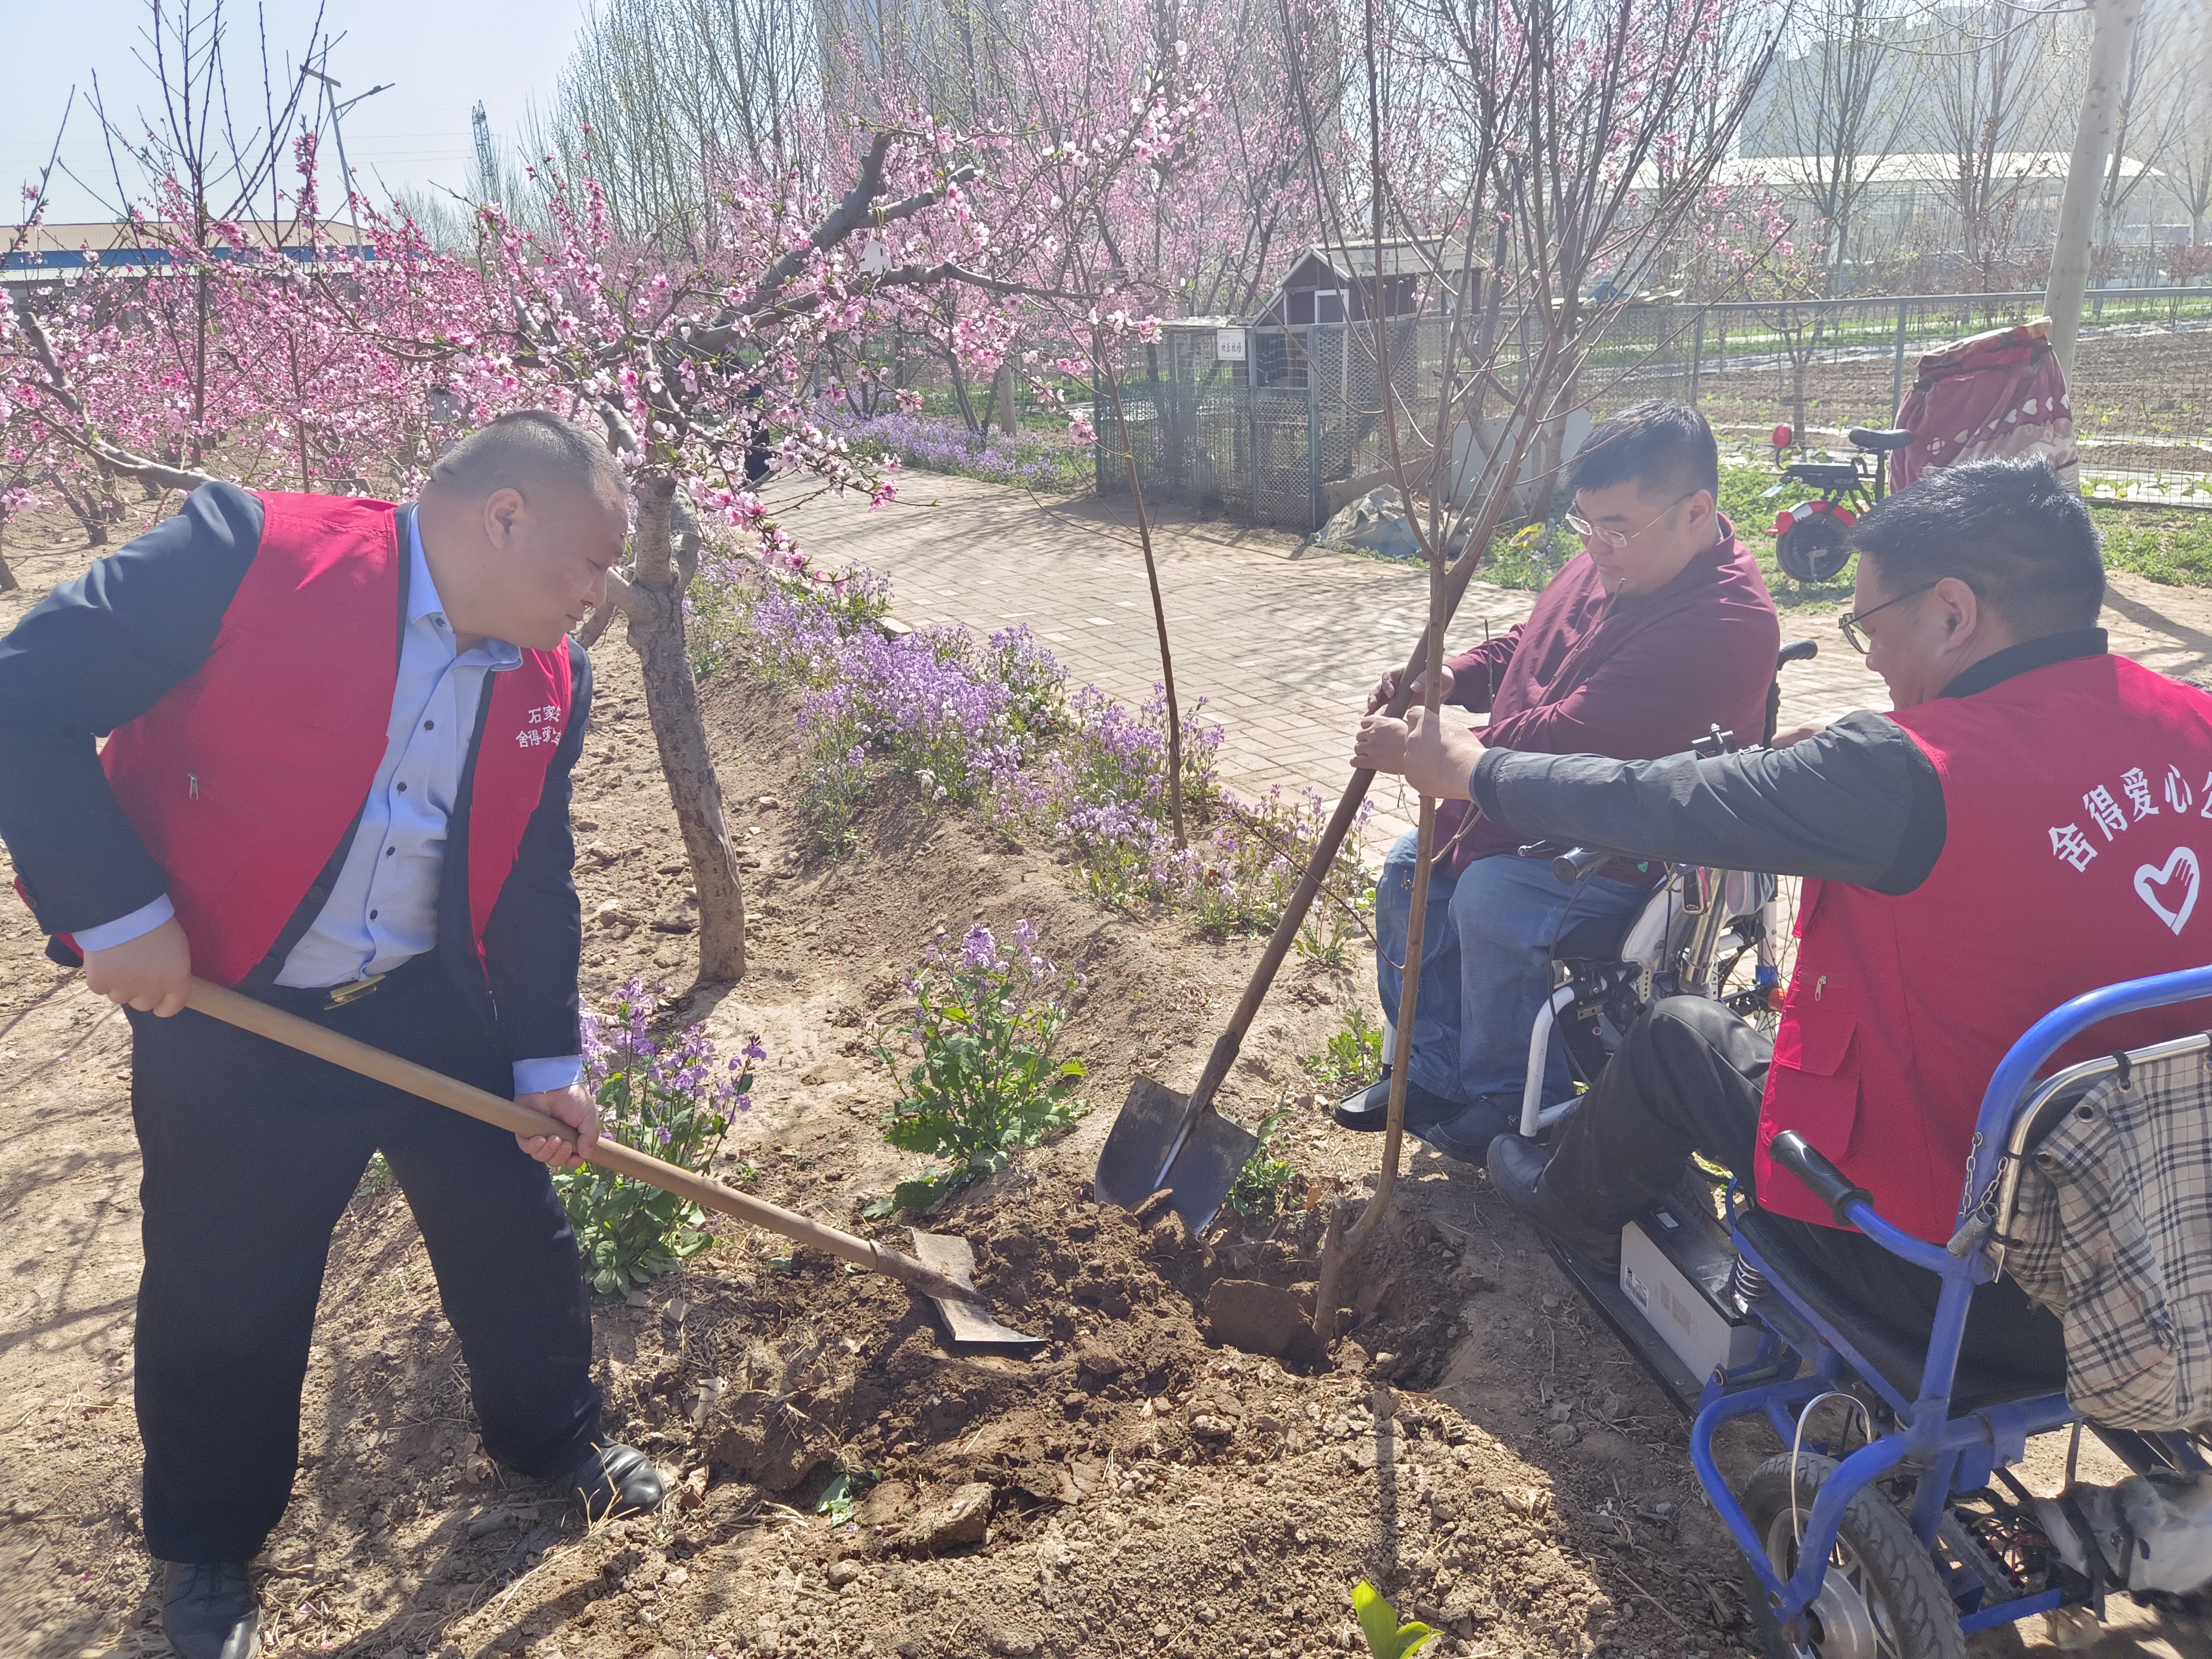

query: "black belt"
xmin=253 ymin=951 xmax=440 ymax=1015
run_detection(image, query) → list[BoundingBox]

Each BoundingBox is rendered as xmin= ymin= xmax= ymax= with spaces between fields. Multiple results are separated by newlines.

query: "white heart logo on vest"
xmin=2134 ymin=847 xmax=2201 ymax=936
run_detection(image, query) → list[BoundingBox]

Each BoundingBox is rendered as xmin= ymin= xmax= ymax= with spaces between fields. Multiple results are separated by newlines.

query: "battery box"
xmin=1618 ymin=1195 xmax=1761 ymax=1387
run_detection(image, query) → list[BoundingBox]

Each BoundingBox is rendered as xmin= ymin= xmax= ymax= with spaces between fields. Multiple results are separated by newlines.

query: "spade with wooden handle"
xmin=182 ymin=977 xmax=1042 ymax=1350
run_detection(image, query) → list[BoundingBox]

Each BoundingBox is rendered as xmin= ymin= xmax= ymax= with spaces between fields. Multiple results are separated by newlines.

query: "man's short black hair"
xmin=1848 ymin=458 xmax=2103 ymax=638
xmin=428 ymin=409 xmax=627 ymax=506
xmin=1568 ymin=401 xmax=1720 ymax=502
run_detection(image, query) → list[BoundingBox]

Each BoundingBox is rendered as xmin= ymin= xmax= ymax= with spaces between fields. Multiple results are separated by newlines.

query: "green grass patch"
xmin=2093 ymin=504 xmax=2212 ymax=588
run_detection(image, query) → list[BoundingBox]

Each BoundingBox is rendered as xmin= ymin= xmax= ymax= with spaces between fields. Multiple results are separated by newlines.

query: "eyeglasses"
xmin=1565 ymin=491 xmax=1697 ymax=551
xmin=1838 ymin=583 xmax=1938 ymax=654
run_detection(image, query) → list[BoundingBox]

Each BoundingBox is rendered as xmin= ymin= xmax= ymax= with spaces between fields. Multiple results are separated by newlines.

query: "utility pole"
xmin=2043 ymin=0 xmax=2145 ymax=377
xmin=303 ymin=49 xmax=391 ymax=226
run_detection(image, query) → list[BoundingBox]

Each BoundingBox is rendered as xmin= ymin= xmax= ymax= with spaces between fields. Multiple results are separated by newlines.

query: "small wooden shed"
xmin=1251 ymin=239 xmax=1479 ymax=325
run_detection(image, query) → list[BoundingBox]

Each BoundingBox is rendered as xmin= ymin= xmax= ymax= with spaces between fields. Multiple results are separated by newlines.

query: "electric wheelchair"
xmin=1543 ymin=963 xmax=2212 ymax=1657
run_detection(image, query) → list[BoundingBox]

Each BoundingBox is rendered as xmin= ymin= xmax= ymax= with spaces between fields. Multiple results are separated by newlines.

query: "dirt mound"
xmin=422 ymin=1172 xmax=1630 ymax=1659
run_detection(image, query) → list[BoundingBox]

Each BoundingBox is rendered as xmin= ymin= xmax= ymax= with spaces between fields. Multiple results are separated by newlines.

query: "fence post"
xmin=1248 ymin=372 xmax=1262 ymax=524
xmin=1689 ymin=310 xmax=1705 ymax=409
xmin=1307 ymin=333 xmax=1321 ymax=532
xmin=1890 ymin=300 xmax=1910 ymax=422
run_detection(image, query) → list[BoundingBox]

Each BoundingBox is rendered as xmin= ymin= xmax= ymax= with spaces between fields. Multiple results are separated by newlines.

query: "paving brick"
xmin=783 ymin=473 xmax=2212 ymax=853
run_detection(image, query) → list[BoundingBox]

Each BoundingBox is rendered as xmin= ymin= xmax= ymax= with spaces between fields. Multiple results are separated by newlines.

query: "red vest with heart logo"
xmin=95 ymin=491 xmax=571 ymax=986
xmin=1753 ymin=653 xmax=2212 ymax=1242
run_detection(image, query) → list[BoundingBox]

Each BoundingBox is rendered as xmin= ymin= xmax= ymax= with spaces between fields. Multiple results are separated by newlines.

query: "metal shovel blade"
xmin=1093 ymin=1076 xmax=1258 ymax=1234
xmin=909 ymin=1231 xmax=1046 ymax=1351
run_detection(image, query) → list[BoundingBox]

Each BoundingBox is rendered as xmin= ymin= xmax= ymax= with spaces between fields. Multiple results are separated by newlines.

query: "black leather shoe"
xmin=160 ymin=1561 xmax=261 ymax=1659
xmin=564 ymin=1443 xmax=666 ymax=1520
xmin=1332 ymin=1071 xmax=1464 ymax=1133
xmin=1416 ymin=1095 xmax=1518 ymax=1163
xmin=1487 ymin=1132 xmax=1623 ymax=1270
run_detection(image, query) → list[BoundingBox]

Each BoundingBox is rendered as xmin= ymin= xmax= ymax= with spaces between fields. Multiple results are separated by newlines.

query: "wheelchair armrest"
xmin=1770 ymin=1130 xmax=1875 ymax=1228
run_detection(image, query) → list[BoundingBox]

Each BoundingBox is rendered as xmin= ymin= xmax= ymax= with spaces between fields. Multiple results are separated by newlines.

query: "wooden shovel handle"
xmin=1173 ymin=542 xmax=1501 ymax=1129
xmin=182 ymin=978 xmax=986 ymax=1307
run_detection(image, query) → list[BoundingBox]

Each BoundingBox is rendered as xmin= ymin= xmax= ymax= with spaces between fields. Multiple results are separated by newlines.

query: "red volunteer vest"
xmin=97 ymin=492 xmax=573 ymax=986
xmin=1754 ymin=654 xmax=2212 ymax=1242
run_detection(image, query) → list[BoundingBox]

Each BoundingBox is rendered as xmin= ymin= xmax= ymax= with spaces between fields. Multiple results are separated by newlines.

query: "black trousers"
xmin=129 ymin=952 xmax=602 ymax=1564
xmin=1545 ymin=996 xmax=2061 ymax=1367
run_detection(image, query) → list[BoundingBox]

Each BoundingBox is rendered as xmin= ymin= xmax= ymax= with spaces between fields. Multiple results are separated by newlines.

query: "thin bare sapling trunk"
xmin=1315 ymin=17 xmax=1450 ymax=1337
xmin=1093 ymin=335 xmax=1188 ymax=849
xmin=605 ymin=474 xmax=748 ymax=983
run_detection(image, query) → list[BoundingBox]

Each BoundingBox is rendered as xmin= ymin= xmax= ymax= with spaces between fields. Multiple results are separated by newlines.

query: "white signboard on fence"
xmin=1214 ymin=327 xmax=1248 ymax=362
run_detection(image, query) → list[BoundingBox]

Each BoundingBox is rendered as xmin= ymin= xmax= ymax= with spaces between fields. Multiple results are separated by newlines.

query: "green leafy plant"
xmin=866 ymin=920 xmax=1088 ymax=1217
xmin=1295 ymin=884 xmax=1373 ymax=970
xmin=555 ymin=979 xmax=762 ymax=1299
xmin=1352 ymin=1581 xmax=1438 ymax=1658
xmin=814 ymin=1468 xmax=881 ymax=1526
xmin=1301 ymin=1005 xmax=1385 ymax=1096
xmin=1228 ymin=1103 xmax=1301 ymax=1219
xmin=355 ymin=1150 xmax=396 ymax=1200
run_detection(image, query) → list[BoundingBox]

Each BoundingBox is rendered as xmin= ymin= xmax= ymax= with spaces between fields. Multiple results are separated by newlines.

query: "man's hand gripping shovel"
xmin=182 ymin=978 xmax=1043 ymax=1351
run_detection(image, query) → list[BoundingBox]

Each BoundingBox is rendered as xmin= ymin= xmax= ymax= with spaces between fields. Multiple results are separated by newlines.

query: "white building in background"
xmin=1692 ymin=153 xmax=2164 ymax=259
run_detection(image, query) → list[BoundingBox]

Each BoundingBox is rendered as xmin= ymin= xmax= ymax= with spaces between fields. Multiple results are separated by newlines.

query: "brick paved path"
xmin=787 ymin=474 xmax=2212 ymax=850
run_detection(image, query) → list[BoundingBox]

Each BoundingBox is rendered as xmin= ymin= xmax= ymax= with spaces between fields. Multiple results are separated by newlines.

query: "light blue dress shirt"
xmin=80 ymin=514 xmax=581 ymax=1095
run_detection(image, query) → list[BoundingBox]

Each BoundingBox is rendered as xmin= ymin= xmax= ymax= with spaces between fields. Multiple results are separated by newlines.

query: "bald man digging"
xmin=0 ymin=411 xmax=664 ymax=1659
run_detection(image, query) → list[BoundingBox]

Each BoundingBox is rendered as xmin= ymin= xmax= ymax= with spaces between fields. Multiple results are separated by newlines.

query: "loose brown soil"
xmin=0 ymin=497 xmax=2199 ymax=1659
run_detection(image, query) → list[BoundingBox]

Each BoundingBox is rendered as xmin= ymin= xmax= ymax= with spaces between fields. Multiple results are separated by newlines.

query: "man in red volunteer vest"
xmin=0 ymin=412 xmax=664 ymax=1659
xmin=1353 ymin=457 xmax=2212 ymax=1365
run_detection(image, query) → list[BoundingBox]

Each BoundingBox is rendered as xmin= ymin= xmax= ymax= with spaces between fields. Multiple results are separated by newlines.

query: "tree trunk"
xmin=624 ymin=475 xmax=748 ymax=983
xmin=1092 ymin=337 xmax=1185 ymax=847
xmin=2048 ymin=0 xmax=2145 ymax=374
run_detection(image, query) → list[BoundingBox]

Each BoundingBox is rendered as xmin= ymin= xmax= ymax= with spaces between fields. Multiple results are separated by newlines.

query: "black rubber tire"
xmin=1776 ymin=511 xmax=1854 ymax=583
xmin=1739 ymin=1451 xmax=1966 ymax=1659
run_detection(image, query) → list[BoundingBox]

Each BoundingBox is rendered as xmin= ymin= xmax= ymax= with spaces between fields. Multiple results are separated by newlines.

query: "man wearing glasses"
xmin=1354 ymin=458 xmax=2212 ymax=1362
xmin=1340 ymin=401 xmax=1779 ymax=1163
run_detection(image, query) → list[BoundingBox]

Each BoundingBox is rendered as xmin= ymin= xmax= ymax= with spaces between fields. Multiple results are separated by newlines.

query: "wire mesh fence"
xmin=1095 ymin=318 xmax=1451 ymax=532
xmin=1583 ymin=290 xmax=2212 ymax=485
xmin=1096 ymin=290 xmax=2212 ymax=532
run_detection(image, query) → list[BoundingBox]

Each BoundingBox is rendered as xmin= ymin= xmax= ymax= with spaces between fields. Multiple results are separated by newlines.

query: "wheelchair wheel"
xmin=1741 ymin=1452 xmax=1966 ymax=1659
xmin=1717 ymin=933 xmax=1782 ymax=1037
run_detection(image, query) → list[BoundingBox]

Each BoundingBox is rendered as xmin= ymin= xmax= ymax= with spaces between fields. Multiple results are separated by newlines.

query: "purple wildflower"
xmin=961 ymin=924 xmax=997 ymax=969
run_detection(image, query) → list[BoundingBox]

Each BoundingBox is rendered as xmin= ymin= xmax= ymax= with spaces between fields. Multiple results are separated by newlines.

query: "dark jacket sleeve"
xmin=0 ymin=483 xmax=263 ymax=934
xmin=481 ymin=636 xmax=591 ymax=1062
xmin=1469 ymin=709 xmax=1949 ymax=894
xmin=1444 ymin=623 xmax=1522 ymax=714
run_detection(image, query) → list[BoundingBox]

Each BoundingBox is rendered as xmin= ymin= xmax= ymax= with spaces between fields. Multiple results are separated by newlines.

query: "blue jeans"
xmin=1374 ymin=834 xmax=1652 ymax=1108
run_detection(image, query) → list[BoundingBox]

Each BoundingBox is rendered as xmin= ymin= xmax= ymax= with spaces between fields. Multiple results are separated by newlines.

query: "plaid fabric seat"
xmin=2008 ymin=1049 xmax=2212 ymax=1432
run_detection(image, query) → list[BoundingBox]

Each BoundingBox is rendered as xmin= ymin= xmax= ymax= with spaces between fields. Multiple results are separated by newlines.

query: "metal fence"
xmin=1585 ymin=289 xmax=2212 ymax=447
xmin=1095 ymin=319 xmax=1449 ymax=532
xmin=1098 ymin=289 xmax=2212 ymax=531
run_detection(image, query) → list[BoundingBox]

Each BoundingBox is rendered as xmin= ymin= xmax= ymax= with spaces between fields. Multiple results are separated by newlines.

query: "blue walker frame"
xmin=1689 ymin=963 xmax=2212 ymax=1644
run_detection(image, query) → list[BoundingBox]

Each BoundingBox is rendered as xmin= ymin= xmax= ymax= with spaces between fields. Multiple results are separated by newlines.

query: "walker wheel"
xmin=1739 ymin=1451 xmax=1966 ymax=1659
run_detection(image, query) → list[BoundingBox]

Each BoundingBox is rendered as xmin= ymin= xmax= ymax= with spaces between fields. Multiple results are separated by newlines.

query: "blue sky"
xmin=5 ymin=1 xmax=589 ymax=223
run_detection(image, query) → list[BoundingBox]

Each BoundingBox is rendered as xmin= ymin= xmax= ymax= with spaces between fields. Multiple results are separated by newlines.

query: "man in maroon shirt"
xmin=1341 ymin=402 xmax=1779 ymax=1160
